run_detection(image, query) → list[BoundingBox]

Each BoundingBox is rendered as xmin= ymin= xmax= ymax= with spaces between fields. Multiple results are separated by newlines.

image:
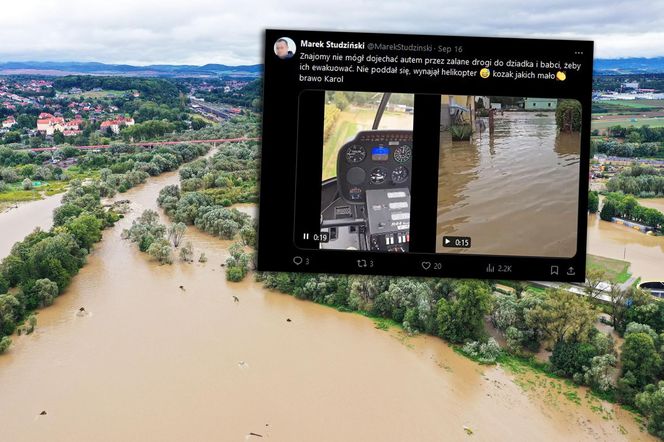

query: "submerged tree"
xmin=0 ymin=336 xmax=11 ymax=354
xmin=147 ymin=238 xmax=173 ymax=265
xmin=168 ymin=222 xmax=187 ymax=248
xmin=179 ymin=241 xmax=193 ymax=262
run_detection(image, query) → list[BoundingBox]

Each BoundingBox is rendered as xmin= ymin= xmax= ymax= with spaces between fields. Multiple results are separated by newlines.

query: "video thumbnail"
xmin=436 ymin=96 xmax=581 ymax=257
xmin=320 ymin=91 xmax=414 ymax=252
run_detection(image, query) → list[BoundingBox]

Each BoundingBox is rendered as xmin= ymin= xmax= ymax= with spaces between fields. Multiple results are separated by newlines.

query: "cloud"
xmin=0 ymin=0 xmax=662 ymax=65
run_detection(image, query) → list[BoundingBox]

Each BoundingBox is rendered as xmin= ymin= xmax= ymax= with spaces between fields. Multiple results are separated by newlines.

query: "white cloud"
xmin=0 ymin=0 xmax=662 ymax=65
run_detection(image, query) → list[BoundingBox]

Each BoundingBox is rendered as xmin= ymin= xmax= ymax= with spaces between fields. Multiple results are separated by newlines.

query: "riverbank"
xmin=0 ymin=168 xmax=656 ymax=440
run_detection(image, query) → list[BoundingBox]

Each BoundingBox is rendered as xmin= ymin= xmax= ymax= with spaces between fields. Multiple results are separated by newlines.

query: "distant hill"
xmin=594 ymin=57 xmax=664 ymax=74
xmin=1 ymin=57 xmax=664 ymax=77
xmin=0 ymin=61 xmax=262 ymax=78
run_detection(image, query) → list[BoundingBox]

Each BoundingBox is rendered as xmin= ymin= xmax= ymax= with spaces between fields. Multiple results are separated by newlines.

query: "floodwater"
xmin=587 ymin=211 xmax=664 ymax=282
xmin=0 ymin=193 xmax=63 ymax=259
xmin=437 ymin=112 xmax=580 ymax=257
xmin=0 ymin=167 xmax=654 ymax=441
xmin=638 ymin=198 xmax=664 ymax=213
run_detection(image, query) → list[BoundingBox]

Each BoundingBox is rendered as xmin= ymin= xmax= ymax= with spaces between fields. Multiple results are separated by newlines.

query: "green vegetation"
xmin=593 ymin=140 xmax=664 ymax=159
xmin=122 ymin=210 xmax=173 ymax=265
xmin=0 ymin=138 xmax=211 ymax=205
xmin=156 ymin=118 xmax=258 ymax=243
xmin=592 ymin=119 xmax=664 ymax=130
xmin=225 ymin=242 xmax=251 ymax=282
xmin=556 ymin=99 xmax=582 ymax=132
xmin=599 ymin=192 xmax=664 ymax=230
xmin=0 ymin=180 xmax=119 ymax=350
xmin=636 ymin=381 xmax=664 ymax=439
xmin=53 ymin=76 xmax=181 ymax=106
xmin=606 ymin=165 xmax=664 ymax=197
xmin=588 ymin=190 xmax=599 ymax=213
xmin=586 ymin=254 xmax=631 ymax=284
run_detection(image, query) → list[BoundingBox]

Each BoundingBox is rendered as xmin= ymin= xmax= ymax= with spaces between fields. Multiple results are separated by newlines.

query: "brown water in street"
xmin=0 ymin=157 xmax=655 ymax=441
xmin=437 ymin=112 xmax=580 ymax=257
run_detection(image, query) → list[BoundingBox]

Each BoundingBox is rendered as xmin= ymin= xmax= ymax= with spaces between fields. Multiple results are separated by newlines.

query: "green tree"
xmin=147 ymin=238 xmax=173 ymax=265
xmin=620 ymin=332 xmax=662 ymax=391
xmin=436 ymin=280 xmax=493 ymax=343
xmin=66 ymin=213 xmax=103 ymax=250
xmin=550 ymin=340 xmax=597 ymax=377
xmin=635 ymin=381 xmax=664 ymax=439
xmin=555 ymin=99 xmax=582 ymax=132
xmin=168 ymin=222 xmax=187 ymax=248
xmin=27 ymin=314 xmax=37 ymax=333
xmin=22 ymin=178 xmax=33 ymax=190
xmin=584 ymin=268 xmax=607 ymax=300
xmin=53 ymin=130 xmax=65 ymax=145
xmin=3 ymin=131 xmax=21 ymax=144
xmin=332 ymin=91 xmax=350 ymax=111
xmin=122 ymin=209 xmax=166 ymax=252
xmin=588 ymin=191 xmax=599 ymax=213
xmin=0 ymin=336 xmax=11 ymax=354
xmin=525 ymin=289 xmax=597 ymax=344
xmin=31 ymin=278 xmax=59 ymax=308
xmin=600 ymin=198 xmax=617 ymax=221
xmin=225 ymin=242 xmax=249 ymax=281
xmin=179 ymin=241 xmax=193 ymax=262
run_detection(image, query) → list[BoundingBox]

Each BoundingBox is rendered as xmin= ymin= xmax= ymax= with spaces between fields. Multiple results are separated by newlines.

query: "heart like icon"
xmin=293 ymin=256 xmax=303 ymax=265
xmin=421 ymin=261 xmax=431 ymax=270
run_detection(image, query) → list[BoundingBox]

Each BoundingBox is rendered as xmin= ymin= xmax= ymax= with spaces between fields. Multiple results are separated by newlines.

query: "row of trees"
xmin=603 ymin=125 xmax=664 ymax=144
xmin=259 ymin=274 xmax=493 ymax=343
xmin=258 ymin=269 xmax=664 ymax=437
xmin=593 ymin=139 xmax=663 ymax=158
xmin=606 ymin=165 xmax=664 ymax=197
xmin=0 ymin=180 xmax=118 ymax=353
xmin=599 ymin=192 xmax=664 ymax=230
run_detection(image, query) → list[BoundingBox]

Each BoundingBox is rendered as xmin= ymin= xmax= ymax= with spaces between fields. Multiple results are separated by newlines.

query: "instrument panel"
xmin=336 ymin=130 xmax=413 ymax=203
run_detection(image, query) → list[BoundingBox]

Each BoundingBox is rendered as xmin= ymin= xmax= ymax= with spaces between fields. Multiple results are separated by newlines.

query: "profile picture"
xmin=274 ymin=37 xmax=296 ymax=60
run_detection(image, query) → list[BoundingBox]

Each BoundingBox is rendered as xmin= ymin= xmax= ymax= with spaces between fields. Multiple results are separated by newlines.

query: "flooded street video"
xmin=436 ymin=96 xmax=582 ymax=257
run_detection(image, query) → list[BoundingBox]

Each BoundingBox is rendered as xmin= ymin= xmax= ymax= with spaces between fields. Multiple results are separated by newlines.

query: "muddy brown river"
xmin=0 ymin=160 xmax=655 ymax=440
xmin=437 ymin=112 xmax=580 ymax=257
xmin=0 ymin=193 xmax=63 ymax=258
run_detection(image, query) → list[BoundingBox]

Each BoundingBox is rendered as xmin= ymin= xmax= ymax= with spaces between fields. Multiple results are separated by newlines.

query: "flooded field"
xmin=0 ymin=157 xmax=654 ymax=441
xmin=587 ymin=211 xmax=664 ymax=282
xmin=436 ymin=112 xmax=581 ymax=257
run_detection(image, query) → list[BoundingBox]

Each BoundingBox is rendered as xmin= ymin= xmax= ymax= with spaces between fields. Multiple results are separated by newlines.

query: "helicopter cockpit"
xmin=320 ymin=93 xmax=412 ymax=252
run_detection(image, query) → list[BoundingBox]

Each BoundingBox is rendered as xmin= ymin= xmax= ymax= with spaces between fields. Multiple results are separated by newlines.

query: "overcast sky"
xmin=0 ymin=0 xmax=662 ymax=66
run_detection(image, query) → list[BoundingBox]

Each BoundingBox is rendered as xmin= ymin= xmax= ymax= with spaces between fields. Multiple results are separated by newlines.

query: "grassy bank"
xmin=587 ymin=253 xmax=631 ymax=283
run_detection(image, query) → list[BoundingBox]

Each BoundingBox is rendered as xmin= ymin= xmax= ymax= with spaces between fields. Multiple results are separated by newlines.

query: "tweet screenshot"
xmin=258 ymin=29 xmax=593 ymax=281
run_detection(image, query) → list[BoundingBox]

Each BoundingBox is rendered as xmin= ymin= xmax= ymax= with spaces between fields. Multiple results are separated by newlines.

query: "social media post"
xmin=258 ymin=29 xmax=594 ymax=281
xmin=436 ymin=95 xmax=582 ymax=258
